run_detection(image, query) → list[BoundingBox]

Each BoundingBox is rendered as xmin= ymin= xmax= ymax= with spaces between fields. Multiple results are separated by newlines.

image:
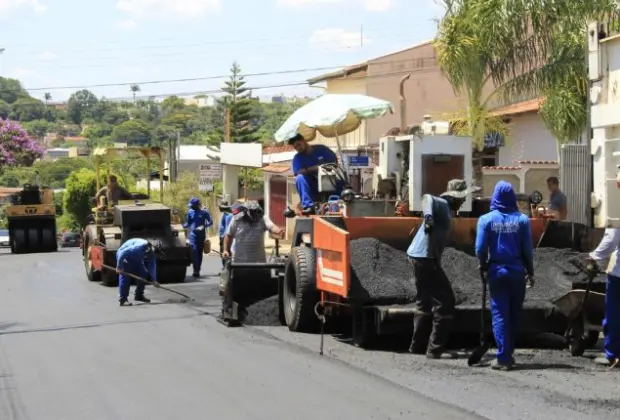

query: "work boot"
xmin=134 ymin=295 xmax=151 ymax=303
xmin=301 ymin=206 xmax=316 ymax=216
xmin=193 ymin=272 xmax=200 ymax=278
xmin=491 ymin=360 xmax=514 ymax=371
xmin=119 ymin=298 xmax=132 ymax=307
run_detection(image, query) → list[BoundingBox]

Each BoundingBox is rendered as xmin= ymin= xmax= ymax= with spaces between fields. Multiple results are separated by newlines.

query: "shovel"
xmin=101 ymin=264 xmax=194 ymax=302
xmin=468 ymin=268 xmax=491 ymax=366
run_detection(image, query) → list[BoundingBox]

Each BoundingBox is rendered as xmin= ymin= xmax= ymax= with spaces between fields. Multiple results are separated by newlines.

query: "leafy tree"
xmin=162 ymin=171 xmax=216 ymax=221
xmin=0 ymin=77 xmax=29 ymax=104
xmin=22 ymin=119 xmax=50 ymax=141
xmin=11 ymin=97 xmax=46 ymax=121
xmin=44 ymin=92 xmax=52 ymax=105
xmin=161 ymin=96 xmax=186 ymax=116
xmin=0 ymin=119 xmax=44 ymax=171
xmin=110 ymin=119 xmax=152 ymax=145
xmin=67 ymin=89 xmax=99 ymax=125
xmin=0 ymin=101 xmax=11 ymax=119
xmin=215 ymin=62 xmax=260 ymax=143
xmin=130 ymin=84 xmax=140 ymax=102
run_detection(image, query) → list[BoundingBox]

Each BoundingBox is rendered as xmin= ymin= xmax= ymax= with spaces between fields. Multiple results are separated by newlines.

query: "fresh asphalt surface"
xmin=0 ymin=248 xmax=618 ymax=420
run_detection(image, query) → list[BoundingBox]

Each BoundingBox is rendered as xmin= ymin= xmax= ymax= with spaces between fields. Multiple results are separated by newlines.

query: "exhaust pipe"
xmin=399 ymin=74 xmax=410 ymax=134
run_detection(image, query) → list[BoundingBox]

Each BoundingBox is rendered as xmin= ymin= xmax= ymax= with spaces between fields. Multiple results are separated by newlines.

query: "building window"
xmin=479 ymin=147 xmax=499 ymax=167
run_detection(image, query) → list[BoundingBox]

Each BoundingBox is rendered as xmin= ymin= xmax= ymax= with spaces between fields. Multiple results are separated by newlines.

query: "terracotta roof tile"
xmin=263 ymin=145 xmax=294 ymax=154
xmin=482 ymin=166 xmax=521 ymax=171
xmin=491 ymin=98 xmax=541 ymax=116
xmin=483 ymin=160 xmax=559 ymax=170
xmin=262 ymin=164 xmax=291 ymax=174
xmin=516 ymin=160 xmax=558 ymax=164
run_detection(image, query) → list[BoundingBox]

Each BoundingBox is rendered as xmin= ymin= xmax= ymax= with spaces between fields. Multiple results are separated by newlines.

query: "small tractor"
xmin=82 ymin=147 xmax=191 ymax=287
xmin=5 ymin=173 xmax=58 ymax=254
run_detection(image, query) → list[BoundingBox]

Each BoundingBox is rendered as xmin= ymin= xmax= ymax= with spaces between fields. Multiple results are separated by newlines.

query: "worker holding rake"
xmin=115 ymin=238 xmax=165 ymax=306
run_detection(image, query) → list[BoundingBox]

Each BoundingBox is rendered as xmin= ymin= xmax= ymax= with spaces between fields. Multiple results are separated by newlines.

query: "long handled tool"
xmin=468 ymin=268 xmax=491 ymax=366
xmin=101 ymin=264 xmax=194 ymax=302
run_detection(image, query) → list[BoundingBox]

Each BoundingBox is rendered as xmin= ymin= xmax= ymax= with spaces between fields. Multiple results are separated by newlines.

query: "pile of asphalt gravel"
xmin=348 ymin=237 xmax=416 ymax=304
xmin=243 ymin=296 xmax=280 ymax=326
xmin=348 ymin=238 xmax=603 ymax=307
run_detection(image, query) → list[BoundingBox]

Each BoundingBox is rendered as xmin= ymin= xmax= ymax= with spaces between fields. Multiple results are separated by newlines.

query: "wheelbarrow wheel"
xmin=568 ymin=321 xmax=587 ymax=357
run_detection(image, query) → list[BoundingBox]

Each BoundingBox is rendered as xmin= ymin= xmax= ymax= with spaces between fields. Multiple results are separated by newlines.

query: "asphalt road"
xmin=0 ymin=248 xmax=618 ymax=420
xmin=0 ymin=248 xmax=482 ymax=420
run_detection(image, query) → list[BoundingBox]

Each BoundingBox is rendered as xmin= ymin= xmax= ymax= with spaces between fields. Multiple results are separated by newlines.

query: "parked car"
xmin=0 ymin=229 xmax=9 ymax=248
xmin=60 ymin=232 xmax=81 ymax=248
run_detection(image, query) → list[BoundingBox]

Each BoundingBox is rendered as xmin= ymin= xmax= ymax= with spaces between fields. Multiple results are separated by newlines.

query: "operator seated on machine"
xmin=288 ymin=133 xmax=342 ymax=215
xmin=95 ymin=175 xmax=133 ymax=209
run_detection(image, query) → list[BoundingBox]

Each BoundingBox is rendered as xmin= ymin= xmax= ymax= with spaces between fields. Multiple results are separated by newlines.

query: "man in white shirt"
xmin=588 ymin=228 xmax=620 ymax=367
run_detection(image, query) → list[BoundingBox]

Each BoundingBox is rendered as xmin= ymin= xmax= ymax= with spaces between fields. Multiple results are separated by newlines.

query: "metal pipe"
xmin=399 ymin=74 xmax=410 ymax=134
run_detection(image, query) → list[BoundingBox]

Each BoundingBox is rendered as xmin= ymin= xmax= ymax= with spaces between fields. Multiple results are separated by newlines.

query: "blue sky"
xmin=0 ymin=0 xmax=443 ymax=102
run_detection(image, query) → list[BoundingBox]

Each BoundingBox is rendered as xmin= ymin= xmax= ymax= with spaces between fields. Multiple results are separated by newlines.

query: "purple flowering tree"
xmin=0 ymin=119 xmax=44 ymax=171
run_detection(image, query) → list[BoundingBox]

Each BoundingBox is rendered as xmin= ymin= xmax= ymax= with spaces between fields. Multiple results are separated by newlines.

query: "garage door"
xmin=269 ymin=177 xmax=287 ymax=228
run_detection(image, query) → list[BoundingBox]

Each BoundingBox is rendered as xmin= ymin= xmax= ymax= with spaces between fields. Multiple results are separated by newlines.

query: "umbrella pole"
xmin=334 ymin=129 xmax=349 ymax=185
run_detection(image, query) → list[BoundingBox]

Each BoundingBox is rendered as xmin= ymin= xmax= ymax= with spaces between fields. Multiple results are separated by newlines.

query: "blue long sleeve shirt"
xmin=475 ymin=181 xmax=534 ymax=278
xmin=116 ymin=238 xmax=157 ymax=282
xmin=407 ymin=194 xmax=452 ymax=259
xmin=219 ymin=213 xmax=233 ymax=239
xmin=292 ymin=145 xmax=337 ymax=175
xmin=183 ymin=208 xmax=213 ymax=233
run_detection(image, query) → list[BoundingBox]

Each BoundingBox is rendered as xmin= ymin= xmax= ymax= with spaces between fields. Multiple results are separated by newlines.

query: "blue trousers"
xmin=295 ymin=173 xmax=344 ymax=209
xmin=488 ymin=274 xmax=526 ymax=364
xmin=119 ymin=263 xmax=146 ymax=300
xmin=604 ymin=274 xmax=620 ymax=360
xmin=189 ymin=232 xmax=205 ymax=274
xmin=295 ymin=174 xmax=318 ymax=209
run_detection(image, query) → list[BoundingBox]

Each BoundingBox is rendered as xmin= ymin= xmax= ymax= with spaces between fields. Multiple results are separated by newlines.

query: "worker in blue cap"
xmin=183 ymin=197 xmax=213 ymax=278
xmin=475 ymin=180 xmax=534 ymax=371
xmin=115 ymin=238 xmax=164 ymax=306
xmin=288 ymin=133 xmax=341 ymax=215
xmin=218 ymin=200 xmax=233 ymax=268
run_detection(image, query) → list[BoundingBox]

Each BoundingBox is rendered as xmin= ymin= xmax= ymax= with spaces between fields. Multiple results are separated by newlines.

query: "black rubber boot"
xmin=119 ymin=298 xmax=132 ymax=307
xmin=301 ymin=206 xmax=316 ymax=216
xmin=193 ymin=272 xmax=200 ymax=278
xmin=134 ymin=295 xmax=151 ymax=303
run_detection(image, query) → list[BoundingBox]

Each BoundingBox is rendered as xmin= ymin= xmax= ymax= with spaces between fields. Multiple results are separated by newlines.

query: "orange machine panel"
xmin=313 ymin=218 xmax=350 ymax=298
xmin=90 ymin=245 xmax=104 ymax=271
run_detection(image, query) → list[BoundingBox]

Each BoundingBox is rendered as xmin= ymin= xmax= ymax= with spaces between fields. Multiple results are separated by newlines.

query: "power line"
xmin=0 ymin=56 xmax=436 ymax=93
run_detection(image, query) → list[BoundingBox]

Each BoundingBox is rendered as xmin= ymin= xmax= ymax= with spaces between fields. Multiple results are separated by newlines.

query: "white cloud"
xmin=278 ymin=0 xmax=343 ymax=6
xmin=116 ymin=0 xmax=220 ymax=18
xmin=0 ymin=0 xmax=47 ymax=16
xmin=37 ymin=52 xmax=58 ymax=61
xmin=117 ymin=19 xmax=138 ymax=30
xmin=309 ymin=28 xmax=370 ymax=51
xmin=7 ymin=67 xmax=36 ymax=79
xmin=363 ymin=0 xmax=393 ymax=11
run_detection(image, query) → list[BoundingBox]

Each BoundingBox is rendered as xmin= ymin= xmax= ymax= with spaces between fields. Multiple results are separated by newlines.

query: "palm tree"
xmin=434 ymin=0 xmax=619 ymax=184
xmin=44 ymin=92 xmax=51 ymax=105
xmin=130 ymin=84 xmax=140 ymax=103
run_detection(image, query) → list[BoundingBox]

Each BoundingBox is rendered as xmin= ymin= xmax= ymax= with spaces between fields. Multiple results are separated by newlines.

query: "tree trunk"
xmin=472 ymin=150 xmax=484 ymax=196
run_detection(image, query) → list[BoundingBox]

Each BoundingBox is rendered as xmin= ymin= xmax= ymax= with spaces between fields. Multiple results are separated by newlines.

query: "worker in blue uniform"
xmin=407 ymin=179 xmax=481 ymax=359
xmin=183 ymin=197 xmax=213 ymax=278
xmin=218 ymin=200 xmax=233 ymax=268
xmin=115 ymin=238 xmax=164 ymax=306
xmin=288 ymin=133 xmax=340 ymax=215
xmin=475 ymin=180 xmax=534 ymax=370
xmin=587 ymin=228 xmax=620 ymax=367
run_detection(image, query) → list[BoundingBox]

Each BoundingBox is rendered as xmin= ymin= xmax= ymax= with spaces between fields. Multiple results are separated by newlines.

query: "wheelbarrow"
xmin=553 ymin=265 xmax=606 ymax=357
xmin=218 ymin=237 xmax=287 ymax=327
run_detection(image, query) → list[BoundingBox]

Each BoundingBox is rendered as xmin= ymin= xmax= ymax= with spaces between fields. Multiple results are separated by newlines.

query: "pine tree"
xmin=215 ymin=61 xmax=260 ymax=143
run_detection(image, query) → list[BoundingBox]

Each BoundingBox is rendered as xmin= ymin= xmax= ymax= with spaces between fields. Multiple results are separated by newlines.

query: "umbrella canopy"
xmin=274 ymin=94 xmax=394 ymax=142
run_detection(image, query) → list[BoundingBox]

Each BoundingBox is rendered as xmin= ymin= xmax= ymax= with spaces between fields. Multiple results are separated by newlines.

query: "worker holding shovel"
xmin=587 ymin=228 xmax=620 ymax=368
xmin=475 ymin=181 xmax=534 ymax=371
xmin=115 ymin=238 xmax=165 ymax=306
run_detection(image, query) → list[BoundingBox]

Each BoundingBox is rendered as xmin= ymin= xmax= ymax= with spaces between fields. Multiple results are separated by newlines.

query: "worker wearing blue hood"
xmin=183 ymin=197 xmax=213 ymax=278
xmin=475 ymin=181 xmax=534 ymax=370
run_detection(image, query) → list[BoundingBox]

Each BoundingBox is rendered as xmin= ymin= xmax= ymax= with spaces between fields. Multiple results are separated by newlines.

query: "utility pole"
xmin=0 ymin=48 xmax=5 ymax=76
xmin=175 ymin=130 xmax=180 ymax=182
